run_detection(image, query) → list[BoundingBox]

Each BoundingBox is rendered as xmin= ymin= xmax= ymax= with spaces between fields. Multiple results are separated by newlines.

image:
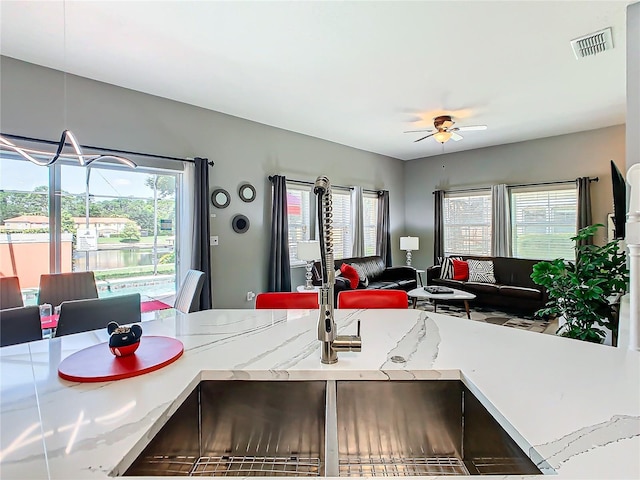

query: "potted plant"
xmin=531 ymin=224 xmax=629 ymax=344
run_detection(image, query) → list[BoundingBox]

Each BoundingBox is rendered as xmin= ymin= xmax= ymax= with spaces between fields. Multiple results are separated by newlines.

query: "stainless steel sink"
xmin=123 ymin=380 xmax=542 ymax=477
xmin=334 ymin=380 xmax=541 ymax=476
xmin=125 ymin=381 xmax=326 ymax=476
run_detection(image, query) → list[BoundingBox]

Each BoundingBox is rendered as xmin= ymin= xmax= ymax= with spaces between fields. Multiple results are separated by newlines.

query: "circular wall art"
xmin=232 ymin=214 xmax=250 ymax=234
xmin=238 ymin=183 xmax=256 ymax=203
xmin=211 ymin=188 xmax=230 ymax=208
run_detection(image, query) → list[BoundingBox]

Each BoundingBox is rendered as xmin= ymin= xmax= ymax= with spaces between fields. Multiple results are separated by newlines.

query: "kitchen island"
xmin=1 ymin=307 xmax=638 ymax=479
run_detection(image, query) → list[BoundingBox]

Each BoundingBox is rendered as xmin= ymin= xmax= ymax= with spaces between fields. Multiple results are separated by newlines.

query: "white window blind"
xmin=363 ymin=193 xmax=379 ymax=256
xmin=443 ymin=191 xmax=492 ymax=256
xmin=331 ymin=188 xmax=352 ymax=260
xmin=511 ymin=186 xmax=577 ymax=260
xmin=286 ymin=184 xmax=312 ymax=266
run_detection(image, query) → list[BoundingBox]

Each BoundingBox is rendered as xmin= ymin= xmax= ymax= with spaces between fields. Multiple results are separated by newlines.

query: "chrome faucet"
xmin=314 ymin=175 xmax=362 ymax=364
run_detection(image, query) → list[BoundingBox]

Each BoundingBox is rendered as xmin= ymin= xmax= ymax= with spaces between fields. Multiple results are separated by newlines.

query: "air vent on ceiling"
xmin=570 ymin=27 xmax=613 ymax=59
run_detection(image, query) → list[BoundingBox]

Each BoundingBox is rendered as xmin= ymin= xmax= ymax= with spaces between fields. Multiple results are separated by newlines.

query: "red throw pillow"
xmin=340 ymin=263 xmax=360 ymax=290
xmin=451 ymin=259 xmax=469 ymax=281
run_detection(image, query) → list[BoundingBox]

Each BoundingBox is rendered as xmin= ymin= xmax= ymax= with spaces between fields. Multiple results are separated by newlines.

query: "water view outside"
xmin=74 ymin=246 xmax=174 ymax=270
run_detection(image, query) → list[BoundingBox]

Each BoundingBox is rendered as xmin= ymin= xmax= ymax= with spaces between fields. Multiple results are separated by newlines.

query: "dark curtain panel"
xmin=268 ymin=175 xmax=291 ymax=292
xmin=376 ymin=190 xmax=392 ymax=267
xmin=434 ymin=190 xmax=445 ymax=261
xmin=577 ymin=176 xmax=593 ymax=246
xmin=193 ymin=157 xmax=213 ymax=310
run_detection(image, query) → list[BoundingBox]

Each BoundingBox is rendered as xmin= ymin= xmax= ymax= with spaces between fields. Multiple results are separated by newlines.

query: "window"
xmin=331 ymin=188 xmax=352 ymax=260
xmin=286 ymin=184 xmax=312 ymax=266
xmin=0 ymin=152 xmax=181 ymax=304
xmin=286 ymin=183 xmax=375 ymax=264
xmin=443 ymin=191 xmax=492 ymax=256
xmin=363 ymin=193 xmax=379 ymax=256
xmin=0 ymin=156 xmax=52 ymax=304
xmin=511 ymin=186 xmax=577 ymax=260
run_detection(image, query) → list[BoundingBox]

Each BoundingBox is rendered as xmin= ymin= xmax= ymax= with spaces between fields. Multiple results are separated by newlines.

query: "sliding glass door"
xmin=0 ymin=153 xmax=179 ymax=304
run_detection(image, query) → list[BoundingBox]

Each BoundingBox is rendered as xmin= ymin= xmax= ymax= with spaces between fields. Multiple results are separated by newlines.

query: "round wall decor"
xmin=238 ymin=183 xmax=256 ymax=203
xmin=232 ymin=214 xmax=250 ymax=234
xmin=211 ymin=188 xmax=230 ymax=208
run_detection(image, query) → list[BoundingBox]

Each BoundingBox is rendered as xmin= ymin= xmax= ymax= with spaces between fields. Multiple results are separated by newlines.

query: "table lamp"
xmin=400 ymin=236 xmax=419 ymax=266
xmin=297 ymin=240 xmax=321 ymax=289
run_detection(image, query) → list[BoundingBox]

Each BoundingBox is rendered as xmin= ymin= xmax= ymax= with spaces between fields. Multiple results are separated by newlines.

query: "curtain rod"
xmin=0 ymin=132 xmax=214 ymax=166
xmin=432 ymin=177 xmax=599 ymax=194
xmin=268 ymin=175 xmax=380 ymax=194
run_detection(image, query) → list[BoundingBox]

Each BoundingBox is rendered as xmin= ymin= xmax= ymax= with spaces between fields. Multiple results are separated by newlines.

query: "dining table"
xmin=40 ymin=299 xmax=172 ymax=330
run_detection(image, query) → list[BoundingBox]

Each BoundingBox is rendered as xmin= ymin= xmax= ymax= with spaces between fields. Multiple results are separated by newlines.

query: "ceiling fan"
xmin=405 ymin=115 xmax=487 ymax=144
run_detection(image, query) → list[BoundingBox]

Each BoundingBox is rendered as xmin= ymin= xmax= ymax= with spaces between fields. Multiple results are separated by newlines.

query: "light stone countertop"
xmin=0 ymin=307 xmax=638 ymax=480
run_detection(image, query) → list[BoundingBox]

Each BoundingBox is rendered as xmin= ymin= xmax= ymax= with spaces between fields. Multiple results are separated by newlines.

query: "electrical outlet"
xmin=246 ymin=291 xmax=256 ymax=301
xmin=211 ymin=236 xmax=219 ymax=245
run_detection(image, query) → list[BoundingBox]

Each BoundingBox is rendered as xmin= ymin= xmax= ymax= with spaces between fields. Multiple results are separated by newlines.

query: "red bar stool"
xmin=255 ymin=292 xmax=318 ymax=309
xmin=337 ymin=290 xmax=408 ymax=309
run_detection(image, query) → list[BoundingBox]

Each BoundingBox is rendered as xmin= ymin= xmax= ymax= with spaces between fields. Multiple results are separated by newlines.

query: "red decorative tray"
xmin=58 ymin=336 xmax=183 ymax=383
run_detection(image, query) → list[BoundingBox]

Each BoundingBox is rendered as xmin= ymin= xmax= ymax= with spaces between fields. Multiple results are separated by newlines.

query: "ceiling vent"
xmin=570 ymin=27 xmax=614 ymax=59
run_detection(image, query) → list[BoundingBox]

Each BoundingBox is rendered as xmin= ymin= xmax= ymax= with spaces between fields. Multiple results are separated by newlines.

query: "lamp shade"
xmin=297 ymin=240 xmax=320 ymax=261
xmin=433 ymin=131 xmax=452 ymax=144
xmin=400 ymin=236 xmax=419 ymax=251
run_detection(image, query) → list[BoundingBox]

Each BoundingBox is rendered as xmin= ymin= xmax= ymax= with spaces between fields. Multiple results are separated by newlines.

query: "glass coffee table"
xmin=407 ymin=286 xmax=476 ymax=319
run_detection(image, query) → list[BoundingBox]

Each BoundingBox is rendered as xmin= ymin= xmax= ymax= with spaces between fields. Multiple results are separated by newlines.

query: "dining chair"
xmin=0 ymin=276 xmax=24 ymax=309
xmin=0 ymin=306 xmax=42 ymax=347
xmin=337 ymin=289 xmax=408 ymax=309
xmin=37 ymin=271 xmax=98 ymax=308
xmin=255 ymin=292 xmax=319 ymax=309
xmin=174 ymin=270 xmax=206 ymax=314
xmin=55 ymin=293 xmax=141 ymax=337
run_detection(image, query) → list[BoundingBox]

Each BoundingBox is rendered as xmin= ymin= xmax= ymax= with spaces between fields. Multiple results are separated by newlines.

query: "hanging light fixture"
xmin=433 ymin=131 xmax=453 ymax=144
xmin=0 ymin=131 xmax=136 ymax=168
xmin=0 ymin=1 xmax=135 ymax=169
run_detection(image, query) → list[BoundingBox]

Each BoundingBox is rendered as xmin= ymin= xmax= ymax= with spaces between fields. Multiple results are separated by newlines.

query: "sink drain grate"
xmin=339 ymin=456 xmax=469 ymax=476
xmin=131 ymin=454 xmax=321 ymax=476
xmin=191 ymin=455 xmax=321 ymax=476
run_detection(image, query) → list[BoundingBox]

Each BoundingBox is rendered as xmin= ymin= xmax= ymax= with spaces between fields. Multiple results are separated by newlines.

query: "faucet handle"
xmin=332 ymin=320 xmax=362 ymax=353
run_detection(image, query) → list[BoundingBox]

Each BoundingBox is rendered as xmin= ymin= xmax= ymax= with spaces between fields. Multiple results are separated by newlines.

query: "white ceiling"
xmin=0 ymin=1 xmax=633 ymax=160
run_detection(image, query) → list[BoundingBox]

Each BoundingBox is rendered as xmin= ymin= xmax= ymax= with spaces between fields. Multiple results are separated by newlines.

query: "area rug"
xmin=414 ymin=300 xmax=553 ymax=334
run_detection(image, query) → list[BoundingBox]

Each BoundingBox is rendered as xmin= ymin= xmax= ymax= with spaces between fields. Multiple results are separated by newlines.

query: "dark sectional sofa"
xmin=312 ymin=256 xmax=417 ymax=296
xmin=426 ymin=256 xmax=548 ymax=315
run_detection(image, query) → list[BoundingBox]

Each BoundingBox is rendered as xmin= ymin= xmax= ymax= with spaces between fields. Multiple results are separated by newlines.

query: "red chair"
xmin=255 ymin=292 xmax=318 ymax=309
xmin=337 ymin=290 xmax=408 ymax=309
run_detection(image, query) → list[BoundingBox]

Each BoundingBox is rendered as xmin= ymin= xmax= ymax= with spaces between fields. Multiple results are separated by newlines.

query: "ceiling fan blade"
xmin=414 ymin=132 xmax=436 ymax=142
xmin=404 ymin=129 xmax=434 ymax=134
xmin=457 ymin=125 xmax=487 ymax=132
xmin=451 ymin=132 xmax=464 ymax=141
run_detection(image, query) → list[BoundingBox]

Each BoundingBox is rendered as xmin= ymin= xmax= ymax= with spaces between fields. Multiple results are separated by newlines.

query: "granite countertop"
xmin=0 ymin=307 xmax=638 ymax=479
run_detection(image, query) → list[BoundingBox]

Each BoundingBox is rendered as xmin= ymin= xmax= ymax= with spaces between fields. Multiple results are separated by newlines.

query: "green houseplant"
xmin=531 ymin=224 xmax=629 ymax=344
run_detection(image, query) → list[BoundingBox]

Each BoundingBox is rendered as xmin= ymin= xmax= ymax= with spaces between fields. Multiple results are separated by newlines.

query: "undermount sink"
xmin=124 ymin=381 xmax=326 ymax=476
xmin=123 ymin=380 xmax=542 ymax=477
xmin=335 ymin=381 xmax=541 ymax=476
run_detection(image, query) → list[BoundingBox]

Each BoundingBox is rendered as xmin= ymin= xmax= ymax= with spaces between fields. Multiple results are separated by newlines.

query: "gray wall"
xmin=628 ymin=2 xmax=639 ymax=169
xmin=0 ymin=56 xmax=405 ymax=308
xmin=404 ymin=125 xmax=626 ymax=269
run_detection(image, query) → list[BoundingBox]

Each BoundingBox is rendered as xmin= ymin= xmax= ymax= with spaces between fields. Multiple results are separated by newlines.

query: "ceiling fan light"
xmin=433 ymin=131 xmax=452 ymax=144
